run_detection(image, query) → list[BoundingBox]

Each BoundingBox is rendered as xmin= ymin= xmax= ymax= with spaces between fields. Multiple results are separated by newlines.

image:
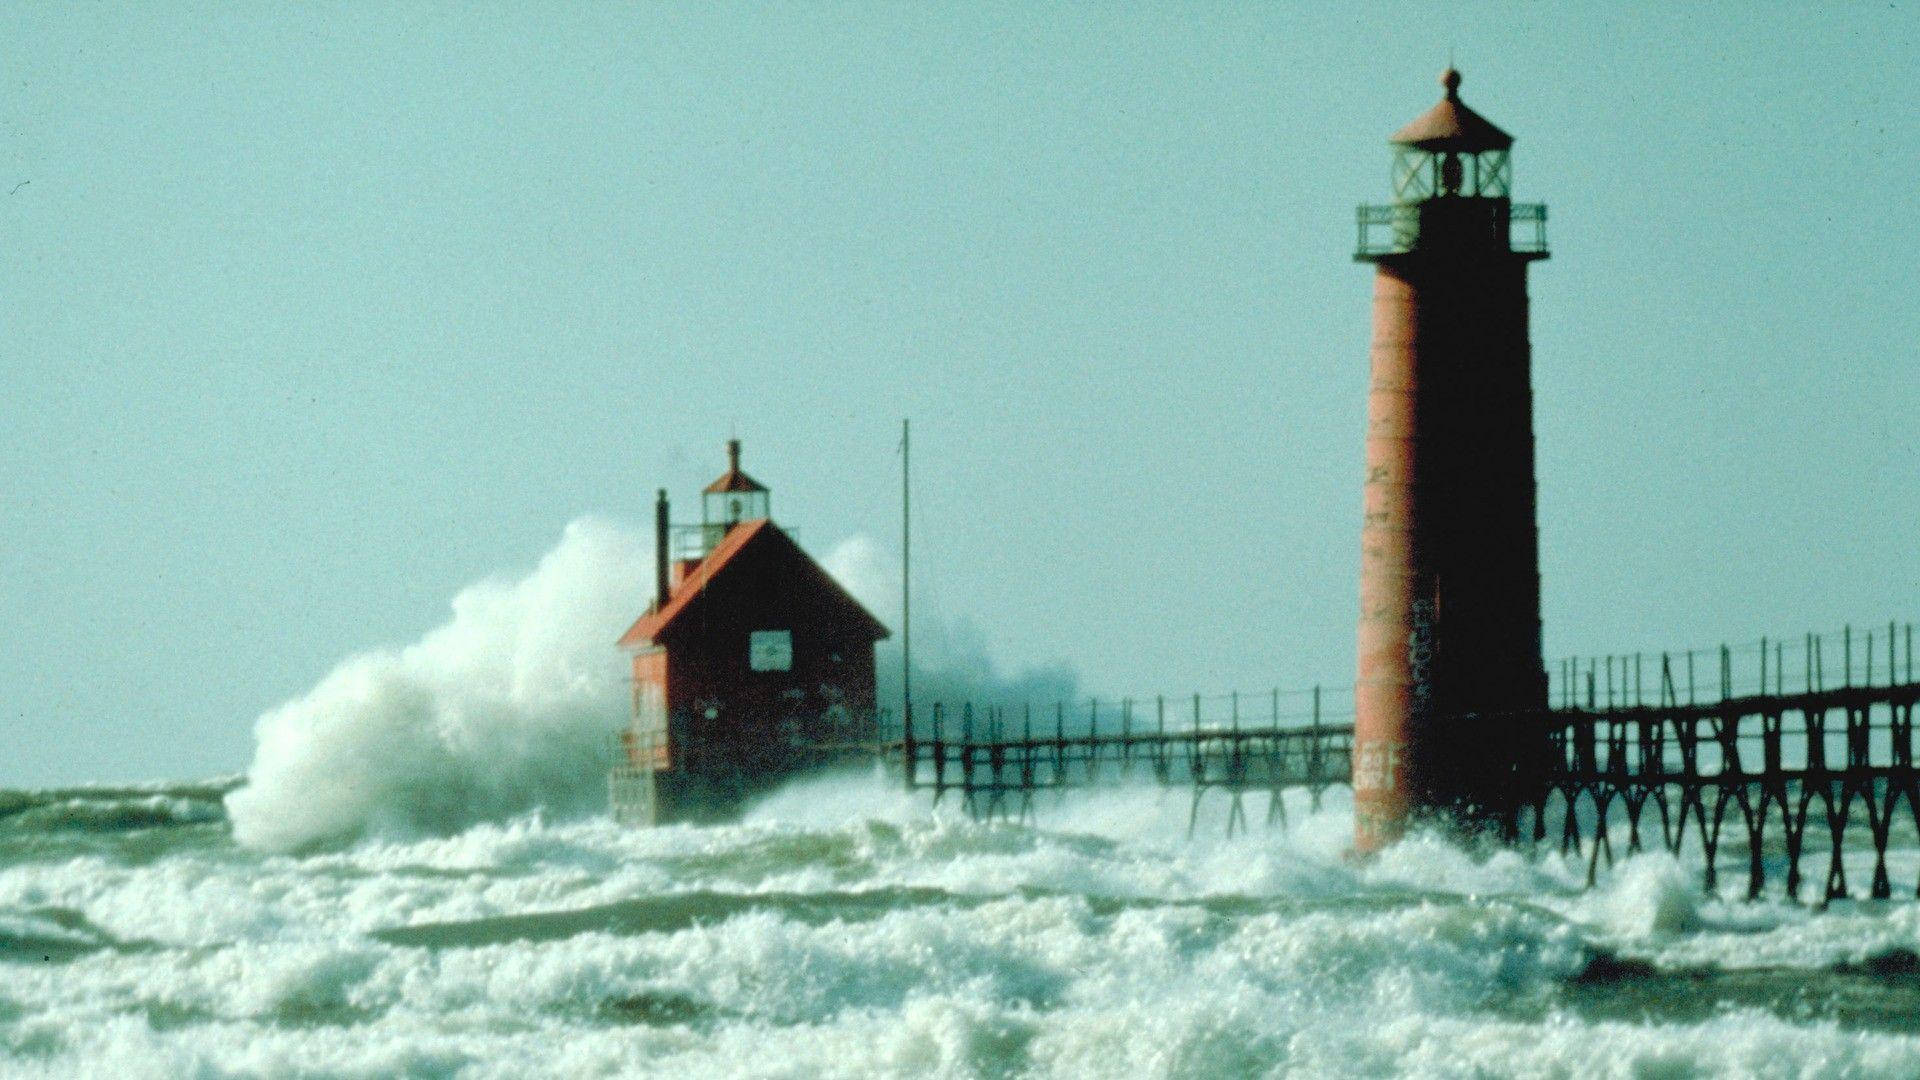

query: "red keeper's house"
xmin=610 ymin=440 xmax=890 ymax=825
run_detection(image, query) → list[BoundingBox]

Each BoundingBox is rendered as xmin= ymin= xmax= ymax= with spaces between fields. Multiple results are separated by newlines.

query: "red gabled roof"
xmin=703 ymin=468 xmax=768 ymax=494
xmin=617 ymin=519 xmax=889 ymax=649
xmin=620 ymin=519 xmax=769 ymax=647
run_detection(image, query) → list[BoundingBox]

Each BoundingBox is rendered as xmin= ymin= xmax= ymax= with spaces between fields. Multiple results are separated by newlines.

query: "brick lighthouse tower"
xmin=1352 ymin=70 xmax=1551 ymax=851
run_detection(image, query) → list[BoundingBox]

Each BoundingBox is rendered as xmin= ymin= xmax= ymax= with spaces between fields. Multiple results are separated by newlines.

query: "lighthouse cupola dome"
xmin=1387 ymin=69 xmax=1515 ymax=202
xmin=702 ymin=439 xmax=770 ymax=528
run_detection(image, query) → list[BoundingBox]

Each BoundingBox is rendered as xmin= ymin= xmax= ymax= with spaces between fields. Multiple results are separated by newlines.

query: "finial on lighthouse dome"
xmin=1388 ymin=67 xmax=1512 ymax=151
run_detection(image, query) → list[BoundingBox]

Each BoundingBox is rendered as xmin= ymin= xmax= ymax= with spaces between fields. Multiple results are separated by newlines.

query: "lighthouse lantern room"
xmin=703 ymin=439 xmax=770 ymax=531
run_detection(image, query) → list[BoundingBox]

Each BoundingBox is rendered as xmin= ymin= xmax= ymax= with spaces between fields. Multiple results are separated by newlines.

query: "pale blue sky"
xmin=5 ymin=4 xmax=1916 ymax=785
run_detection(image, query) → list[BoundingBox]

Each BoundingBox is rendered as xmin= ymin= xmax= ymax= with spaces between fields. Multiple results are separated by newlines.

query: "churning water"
xmin=13 ymin=520 xmax=1920 ymax=1077
xmin=7 ymin=774 xmax=1920 ymax=1079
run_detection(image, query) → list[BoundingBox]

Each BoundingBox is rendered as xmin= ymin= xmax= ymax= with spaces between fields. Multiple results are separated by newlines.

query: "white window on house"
xmin=629 ymin=680 xmax=669 ymax=769
xmin=749 ymin=630 xmax=793 ymax=672
xmin=634 ymin=680 xmax=667 ymax=734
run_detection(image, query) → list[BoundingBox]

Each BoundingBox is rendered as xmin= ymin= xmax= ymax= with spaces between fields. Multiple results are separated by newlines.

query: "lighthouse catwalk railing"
xmin=878 ymin=622 xmax=1920 ymax=901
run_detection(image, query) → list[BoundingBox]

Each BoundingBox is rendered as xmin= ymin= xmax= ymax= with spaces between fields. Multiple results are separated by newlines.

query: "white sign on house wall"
xmin=749 ymin=630 xmax=793 ymax=672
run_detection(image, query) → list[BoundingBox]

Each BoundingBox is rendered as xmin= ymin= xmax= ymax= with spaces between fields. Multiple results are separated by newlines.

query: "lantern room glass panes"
xmin=1391 ymin=147 xmax=1511 ymax=203
xmin=704 ymin=489 xmax=769 ymax=527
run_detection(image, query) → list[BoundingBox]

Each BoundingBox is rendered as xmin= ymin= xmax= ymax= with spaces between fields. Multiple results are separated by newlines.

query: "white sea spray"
xmin=225 ymin=518 xmax=652 ymax=852
xmin=10 ymin=775 xmax=1920 ymax=1077
xmin=223 ymin=522 xmax=1074 ymax=854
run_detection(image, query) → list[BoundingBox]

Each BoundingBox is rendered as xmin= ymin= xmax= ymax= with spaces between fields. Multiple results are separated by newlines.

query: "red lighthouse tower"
xmin=1352 ymin=70 xmax=1551 ymax=851
xmin=611 ymin=440 xmax=890 ymax=825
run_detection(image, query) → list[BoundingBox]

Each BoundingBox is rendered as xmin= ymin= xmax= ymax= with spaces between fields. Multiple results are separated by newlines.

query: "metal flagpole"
xmin=901 ymin=419 xmax=911 ymax=747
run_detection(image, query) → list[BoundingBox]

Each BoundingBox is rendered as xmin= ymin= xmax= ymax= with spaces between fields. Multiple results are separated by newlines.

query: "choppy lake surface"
xmin=6 ymin=773 xmax=1920 ymax=1079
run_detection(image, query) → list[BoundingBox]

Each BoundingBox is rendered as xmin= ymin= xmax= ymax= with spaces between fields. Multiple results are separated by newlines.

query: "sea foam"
xmin=16 ymin=779 xmax=1920 ymax=1076
xmin=226 ymin=518 xmax=650 ymax=852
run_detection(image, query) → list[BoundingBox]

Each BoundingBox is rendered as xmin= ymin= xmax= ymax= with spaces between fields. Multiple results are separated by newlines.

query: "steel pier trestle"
xmin=1533 ymin=680 xmax=1920 ymax=899
xmin=889 ymin=697 xmax=1356 ymax=838
xmin=875 ymin=673 xmax=1920 ymax=901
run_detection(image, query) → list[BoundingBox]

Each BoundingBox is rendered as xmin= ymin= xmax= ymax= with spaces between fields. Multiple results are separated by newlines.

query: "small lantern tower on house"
xmin=610 ymin=440 xmax=890 ymax=825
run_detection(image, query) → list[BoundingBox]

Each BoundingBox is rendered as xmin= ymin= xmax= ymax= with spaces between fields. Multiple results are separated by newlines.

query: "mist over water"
xmin=823 ymin=533 xmax=1080 ymax=717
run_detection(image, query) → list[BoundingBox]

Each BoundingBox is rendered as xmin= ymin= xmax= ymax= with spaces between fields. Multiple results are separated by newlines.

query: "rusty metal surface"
xmin=1350 ymin=70 xmax=1550 ymax=854
xmin=1351 ymin=253 xmax=1550 ymax=850
xmin=1388 ymin=69 xmax=1514 ymax=151
xmin=1354 ymin=265 xmax=1422 ymax=853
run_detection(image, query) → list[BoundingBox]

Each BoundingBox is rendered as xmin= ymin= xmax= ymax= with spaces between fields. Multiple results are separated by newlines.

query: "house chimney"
xmin=727 ymin=438 xmax=742 ymax=474
xmin=654 ymin=488 xmax=670 ymax=612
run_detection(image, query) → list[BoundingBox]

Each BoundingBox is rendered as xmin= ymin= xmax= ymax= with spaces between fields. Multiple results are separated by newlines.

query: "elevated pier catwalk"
xmin=895 ymin=694 xmax=1355 ymax=835
xmin=1541 ymin=680 xmax=1920 ymax=901
xmin=884 ymin=628 xmax=1920 ymax=902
